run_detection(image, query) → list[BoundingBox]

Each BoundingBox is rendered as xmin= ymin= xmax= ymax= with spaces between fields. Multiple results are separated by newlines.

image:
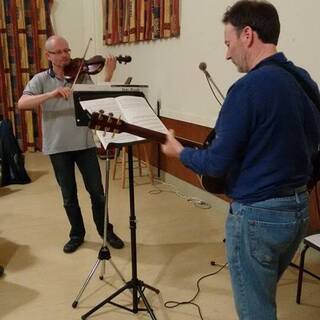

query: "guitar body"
xmin=199 ymin=175 xmax=226 ymax=194
xmin=198 ymin=129 xmax=227 ymax=194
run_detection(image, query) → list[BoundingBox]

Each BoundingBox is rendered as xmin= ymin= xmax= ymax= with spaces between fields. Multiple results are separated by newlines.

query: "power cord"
xmin=164 ymin=262 xmax=228 ymax=319
xmin=148 ymin=179 xmax=212 ymax=209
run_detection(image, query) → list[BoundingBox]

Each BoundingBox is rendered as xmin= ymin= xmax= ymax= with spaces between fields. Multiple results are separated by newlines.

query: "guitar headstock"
xmin=89 ymin=111 xmax=126 ymax=134
xmin=88 ymin=110 xmax=170 ymax=144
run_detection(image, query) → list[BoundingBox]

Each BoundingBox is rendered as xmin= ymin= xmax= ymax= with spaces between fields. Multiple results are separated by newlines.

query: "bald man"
xmin=18 ymin=36 xmax=124 ymax=253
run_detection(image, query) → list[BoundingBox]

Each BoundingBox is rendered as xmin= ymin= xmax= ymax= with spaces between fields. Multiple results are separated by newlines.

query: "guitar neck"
xmin=122 ymin=122 xmax=203 ymax=149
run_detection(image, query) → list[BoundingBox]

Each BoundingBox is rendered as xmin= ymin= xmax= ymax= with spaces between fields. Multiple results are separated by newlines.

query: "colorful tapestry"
xmin=0 ymin=0 xmax=53 ymax=151
xmin=105 ymin=0 xmax=180 ymax=45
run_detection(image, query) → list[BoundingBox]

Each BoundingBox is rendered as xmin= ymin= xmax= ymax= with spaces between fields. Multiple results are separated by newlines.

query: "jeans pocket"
xmin=248 ymin=218 xmax=296 ymax=267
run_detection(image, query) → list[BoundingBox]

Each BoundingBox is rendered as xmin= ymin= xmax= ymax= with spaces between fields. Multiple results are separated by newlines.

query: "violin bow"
xmin=70 ymin=38 xmax=92 ymax=91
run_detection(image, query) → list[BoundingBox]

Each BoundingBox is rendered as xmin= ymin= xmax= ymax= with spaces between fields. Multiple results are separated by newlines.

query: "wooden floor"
xmin=0 ymin=152 xmax=319 ymax=320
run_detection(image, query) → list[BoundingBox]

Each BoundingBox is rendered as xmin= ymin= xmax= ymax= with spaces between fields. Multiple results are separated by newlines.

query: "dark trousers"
xmin=50 ymin=148 xmax=113 ymax=240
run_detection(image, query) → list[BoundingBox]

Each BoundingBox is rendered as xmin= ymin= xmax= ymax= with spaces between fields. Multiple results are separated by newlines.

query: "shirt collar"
xmin=47 ymin=67 xmax=67 ymax=83
xmin=47 ymin=67 xmax=56 ymax=78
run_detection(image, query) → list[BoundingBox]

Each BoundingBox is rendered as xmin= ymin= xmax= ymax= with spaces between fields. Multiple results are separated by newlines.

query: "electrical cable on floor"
xmin=164 ymin=262 xmax=228 ymax=319
xmin=148 ymin=178 xmax=212 ymax=209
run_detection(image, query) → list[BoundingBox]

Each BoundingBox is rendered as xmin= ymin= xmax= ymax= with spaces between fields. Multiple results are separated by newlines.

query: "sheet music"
xmin=80 ymin=97 xmax=122 ymax=118
xmin=80 ymin=96 xmax=167 ymax=149
xmin=115 ymin=96 xmax=167 ymax=133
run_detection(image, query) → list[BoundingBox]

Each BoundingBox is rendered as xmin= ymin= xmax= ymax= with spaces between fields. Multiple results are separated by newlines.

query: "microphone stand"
xmin=199 ymin=62 xmax=225 ymax=106
xmin=204 ymin=70 xmax=225 ymax=103
xmin=199 ymin=64 xmax=227 ymax=264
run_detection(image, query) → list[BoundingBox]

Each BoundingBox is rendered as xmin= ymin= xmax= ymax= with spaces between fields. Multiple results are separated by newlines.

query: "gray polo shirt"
xmin=23 ymin=70 xmax=95 ymax=155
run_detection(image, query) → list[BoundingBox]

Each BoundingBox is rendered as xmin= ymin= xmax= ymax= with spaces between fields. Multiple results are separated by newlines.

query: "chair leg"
xmin=112 ymin=144 xmax=154 ymax=188
xmin=121 ymin=147 xmax=126 ymax=188
xmin=296 ymin=244 xmax=309 ymax=304
xmin=112 ymin=147 xmax=120 ymax=180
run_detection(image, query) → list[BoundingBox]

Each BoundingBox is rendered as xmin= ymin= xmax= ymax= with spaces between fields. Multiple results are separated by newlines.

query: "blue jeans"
xmin=50 ymin=148 xmax=111 ymax=240
xmin=226 ymin=192 xmax=309 ymax=320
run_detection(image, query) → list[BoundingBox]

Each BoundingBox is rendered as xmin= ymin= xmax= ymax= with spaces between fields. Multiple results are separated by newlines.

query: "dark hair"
xmin=222 ymin=0 xmax=280 ymax=45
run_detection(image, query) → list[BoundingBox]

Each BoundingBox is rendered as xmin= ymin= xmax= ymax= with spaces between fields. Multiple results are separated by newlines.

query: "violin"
xmin=64 ymin=54 xmax=132 ymax=82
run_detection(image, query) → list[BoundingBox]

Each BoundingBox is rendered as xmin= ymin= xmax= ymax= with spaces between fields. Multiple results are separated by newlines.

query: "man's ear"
xmin=241 ymin=26 xmax=254 ymax=47
xmin=45 ymin=51 xmax=50 ymax=61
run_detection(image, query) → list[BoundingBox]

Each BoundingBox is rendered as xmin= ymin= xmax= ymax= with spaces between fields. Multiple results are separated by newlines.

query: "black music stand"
xmin=71 ymin=87 xmax=148 ymax=308
xmin=81 ymin=144 xmax=160 ymax=320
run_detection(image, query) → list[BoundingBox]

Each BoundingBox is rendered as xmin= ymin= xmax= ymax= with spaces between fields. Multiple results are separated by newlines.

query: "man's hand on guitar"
xmin=161 ymin=129 xmax=184 ymax=158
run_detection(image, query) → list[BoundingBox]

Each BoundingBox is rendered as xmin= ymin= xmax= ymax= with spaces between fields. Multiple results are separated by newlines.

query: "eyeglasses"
xmin=48 ymin=48 xmax=71 ymax=55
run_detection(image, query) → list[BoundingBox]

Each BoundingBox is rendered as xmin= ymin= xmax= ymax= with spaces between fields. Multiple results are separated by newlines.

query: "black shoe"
xmin=63 ymin=238 xmax=84 ymax=253
xmin=0 ymin=265 xmax=4 ymax=277
xmin=107 ymin=231 xmax=124 ymax=249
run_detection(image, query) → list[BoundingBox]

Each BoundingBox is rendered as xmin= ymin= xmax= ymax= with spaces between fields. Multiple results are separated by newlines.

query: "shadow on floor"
xmin=27 ymin=170 xmax=48 ymax=182
xmin=0 ymin=187 xmax=21 ymax=197
xmin=0 ymin=280 xmax=39 ymax=318
xmin=0 ymin=237 xmax=37 ymax=272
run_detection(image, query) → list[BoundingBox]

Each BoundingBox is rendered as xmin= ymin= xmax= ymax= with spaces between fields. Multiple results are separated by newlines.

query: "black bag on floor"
xmin=0 ymin=119 xmax=31 ymax=186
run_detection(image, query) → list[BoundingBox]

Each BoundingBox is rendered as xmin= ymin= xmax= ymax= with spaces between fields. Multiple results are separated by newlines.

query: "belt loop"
xmin=295 ymin=192 xmax=301 ymax=204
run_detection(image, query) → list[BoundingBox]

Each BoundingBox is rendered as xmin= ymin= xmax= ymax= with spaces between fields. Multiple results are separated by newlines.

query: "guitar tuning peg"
xmin=98 ymin=109 xmax=104 ymax=120
xmin=103 ymin=127 xmax=109 ymax=137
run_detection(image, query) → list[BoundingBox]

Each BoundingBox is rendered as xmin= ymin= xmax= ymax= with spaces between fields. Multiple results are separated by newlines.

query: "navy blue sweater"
xmin=180 ymin=53 xmax=320 ymax=203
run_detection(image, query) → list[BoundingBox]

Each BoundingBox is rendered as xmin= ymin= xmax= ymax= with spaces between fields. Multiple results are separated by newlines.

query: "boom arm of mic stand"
xmin=206 ymin=73 xmax=225 ymax=101
xmin=205 ymin=74 xmax=224 ymax=106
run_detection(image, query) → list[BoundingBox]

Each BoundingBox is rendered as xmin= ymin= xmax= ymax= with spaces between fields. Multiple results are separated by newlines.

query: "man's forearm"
xmin=17 ymin=93 xmax=51 ymax=110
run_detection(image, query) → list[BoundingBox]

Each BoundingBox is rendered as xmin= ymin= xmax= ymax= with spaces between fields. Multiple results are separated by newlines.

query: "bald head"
xmin=45 ymin=35 xmax=69 ymax=52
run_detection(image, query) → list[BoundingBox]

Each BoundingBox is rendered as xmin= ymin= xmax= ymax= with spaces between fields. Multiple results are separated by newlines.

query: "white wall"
xmin=52 ymin=0 xmax=320 ymax=127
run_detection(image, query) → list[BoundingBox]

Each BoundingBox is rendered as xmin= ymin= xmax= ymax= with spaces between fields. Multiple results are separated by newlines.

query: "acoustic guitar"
xmin=88 ymin=112 xmax=226 ymax=194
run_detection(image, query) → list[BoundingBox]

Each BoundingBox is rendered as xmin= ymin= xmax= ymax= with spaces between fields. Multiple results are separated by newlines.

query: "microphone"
xmin=199 ymin=62 xmax=207 ymax=72
xmin=116 ymin=55 xmax=132 ymax=64
xmin=199 ymin=62 xmax=211 ymax=78
xmin=198 ymin=61 xmax=225 ymax=103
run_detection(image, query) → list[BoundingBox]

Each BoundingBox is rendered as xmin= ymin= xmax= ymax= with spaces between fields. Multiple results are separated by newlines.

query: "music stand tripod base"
xmin=72 ymin=148 xmax=126 ymax=309
xmin=81 ymin=144 xmax=160 ymax=320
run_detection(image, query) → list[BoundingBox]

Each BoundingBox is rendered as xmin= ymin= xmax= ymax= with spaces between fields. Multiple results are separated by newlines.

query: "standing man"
xmin=18 ymin=35 xmax=124 ymax=253
xmin=162 ymin=1 xmax=320 ymax=319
